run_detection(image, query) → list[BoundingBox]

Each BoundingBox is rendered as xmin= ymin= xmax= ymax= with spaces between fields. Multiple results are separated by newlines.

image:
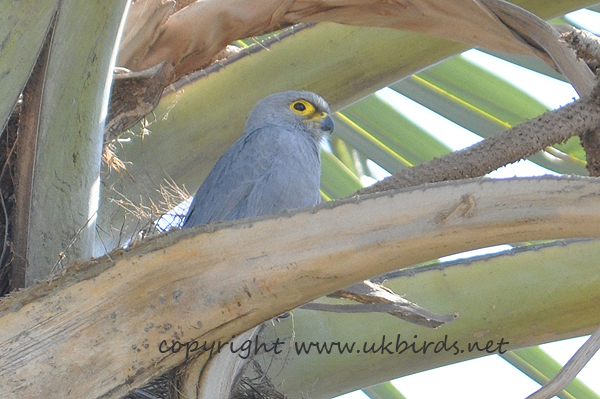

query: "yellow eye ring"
xmin=290 ymin=100 xmax=315 ymax=116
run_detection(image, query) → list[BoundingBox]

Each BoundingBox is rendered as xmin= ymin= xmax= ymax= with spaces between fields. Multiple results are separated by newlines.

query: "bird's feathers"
xmin=183 ymin=125 xmax=322 ymax=226
xmin=183 ymin=91 xmax=331 ymax=228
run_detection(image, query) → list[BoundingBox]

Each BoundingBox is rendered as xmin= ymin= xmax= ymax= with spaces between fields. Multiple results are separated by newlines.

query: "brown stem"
xmin=475 ymin=0 xmax=595 ymax=96
xmin=580 ymin=127 xmax=600 ymax=176
xmin=11 ymin=16 xmax=56 ymax=291
xmin=560 ymin=27 xmax=600 ymax=75
xmin=355 ymin=87 xmax=600 ymax=196
xmin=559 ymin=27 xmax=600 ymax=176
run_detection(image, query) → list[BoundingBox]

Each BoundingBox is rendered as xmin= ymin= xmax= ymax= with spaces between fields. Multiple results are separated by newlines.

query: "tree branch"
xmin=356 ymin=87 xmax=600 ymax=196
xmin=580 ymin=127 xmax=600 ymax=176
xmin=2 ymin=177 xmax=600 ymax=398
xmin=558 ymin=27 xmax=600 ymax=176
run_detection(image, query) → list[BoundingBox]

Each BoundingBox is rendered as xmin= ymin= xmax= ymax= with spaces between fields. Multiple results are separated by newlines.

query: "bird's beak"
xmin=316 ymin=114 xmax=334 ymax=134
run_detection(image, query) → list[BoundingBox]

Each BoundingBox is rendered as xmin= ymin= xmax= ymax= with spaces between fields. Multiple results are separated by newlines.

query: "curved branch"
xmin=3 ymin=177 xmax=600 ymax=398
xmin=117 ymin=0 xmax=594 ymax=84
xmin=475 ymin=0 xmax=595 ymax=96
xmin=356 ymin=86 xmax=600 ymax=196
xmin=526 ymin=325 xmax=600 ymax=399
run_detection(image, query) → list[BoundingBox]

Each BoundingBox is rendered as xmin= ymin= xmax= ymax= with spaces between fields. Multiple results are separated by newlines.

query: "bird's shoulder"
xmin=183 ymin=125 xmax=313 ymax=226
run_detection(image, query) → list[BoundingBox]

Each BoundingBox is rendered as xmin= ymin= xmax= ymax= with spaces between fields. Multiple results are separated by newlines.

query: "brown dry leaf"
xmin=118 ymin=0 xmax=175 ymax=67
xmin=118 ymin=0 xmax=592 ymax=89
xmin=120 ymin=0 xmax=295 ymax=75
xmin=474 ymin=0 xmax=594 ymax=95
xmin=285 ymin=0 xmax=533 ymax=54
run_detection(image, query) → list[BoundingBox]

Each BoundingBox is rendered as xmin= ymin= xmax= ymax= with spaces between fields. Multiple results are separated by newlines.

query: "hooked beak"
xmin=316 ymin=114 xmax=334 ymax=134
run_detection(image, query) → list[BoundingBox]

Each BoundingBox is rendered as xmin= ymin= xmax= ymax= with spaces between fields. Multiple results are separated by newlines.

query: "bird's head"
xmin=246 ymin=91 xmax=334 ymax=142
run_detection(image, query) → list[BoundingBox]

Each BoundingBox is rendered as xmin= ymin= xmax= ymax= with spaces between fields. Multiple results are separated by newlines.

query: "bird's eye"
xmin=290 ymin=100 xmax=314 ymax=116
xmin=293 ymin=102 xmax=306 ymax=111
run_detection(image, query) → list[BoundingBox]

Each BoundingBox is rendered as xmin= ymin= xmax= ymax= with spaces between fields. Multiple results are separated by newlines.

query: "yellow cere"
xmin=307 ymin=111 xmax=327 ymax=122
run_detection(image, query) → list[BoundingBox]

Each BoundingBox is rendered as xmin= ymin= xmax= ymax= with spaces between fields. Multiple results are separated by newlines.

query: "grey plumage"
xmin=183 ymin=91 xmax=333 ymax=227
xmin=127 ymin=92 xmax=332 ymax=399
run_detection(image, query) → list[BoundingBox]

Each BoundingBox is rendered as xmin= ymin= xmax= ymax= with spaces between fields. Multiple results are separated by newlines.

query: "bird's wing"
xmin=182 ymin=125 xmax=320 ymax=228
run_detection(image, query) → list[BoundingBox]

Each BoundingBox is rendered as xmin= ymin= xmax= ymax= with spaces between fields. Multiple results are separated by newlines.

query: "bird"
xmin=128 ymin=92 xmax=332 ymax=399
xmin=182 ymin=90 xmax=334 ymax=228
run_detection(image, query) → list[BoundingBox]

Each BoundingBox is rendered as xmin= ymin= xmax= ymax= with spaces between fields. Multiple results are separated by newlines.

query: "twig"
xmin=0 ymin=195 xmax=9 ymax=278
xmin=0 ymin=130 xmax=19 ymax=283
xmin=323 ymin=281 xmax=457 ymax=328
xmin=525 ymin=325 xmax=600 ymax=399
xmin=300 ymin=302 xmax=436 ymax=313
xmin=49 ymin=211 xmax=98 ymax=276
xmin=300 ymin=303 xmax=456 ymax=325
